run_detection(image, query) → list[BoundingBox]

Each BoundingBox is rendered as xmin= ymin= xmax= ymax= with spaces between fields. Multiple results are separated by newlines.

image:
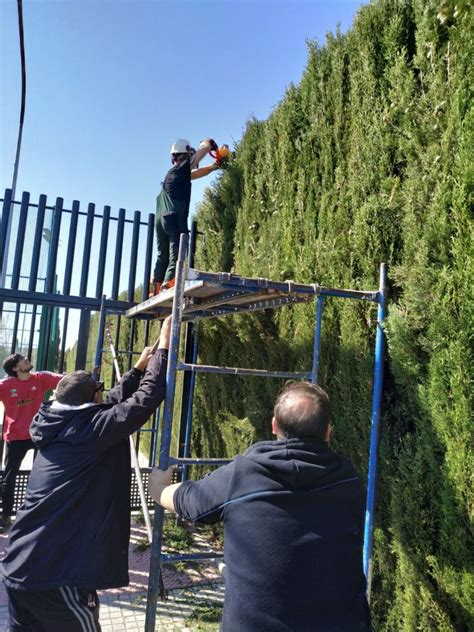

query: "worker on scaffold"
xmin=150 ymin=381 xmax=371 ymax=631
xmin=150 ymin=137 xmax=226 ymax=296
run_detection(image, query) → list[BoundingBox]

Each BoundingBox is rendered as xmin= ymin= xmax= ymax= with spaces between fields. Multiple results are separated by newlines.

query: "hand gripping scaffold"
xmin=125 ymin=234 xmax=387 ymax=632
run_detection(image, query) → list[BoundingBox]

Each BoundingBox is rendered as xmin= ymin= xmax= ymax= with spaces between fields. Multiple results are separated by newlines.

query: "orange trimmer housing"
xmin=209 ymin=144 xmax=230 ymax=162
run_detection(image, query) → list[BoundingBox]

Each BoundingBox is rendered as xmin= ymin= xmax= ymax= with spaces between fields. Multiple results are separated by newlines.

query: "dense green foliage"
xmin=190 ymin=1 xmax=473 ymax=629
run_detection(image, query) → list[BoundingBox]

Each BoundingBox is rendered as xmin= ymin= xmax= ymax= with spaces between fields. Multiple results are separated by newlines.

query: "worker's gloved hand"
xmin=149 ymin=466 xmax=174 ymax=489
xmin=148 ymin=466 xmax=175 ymax=503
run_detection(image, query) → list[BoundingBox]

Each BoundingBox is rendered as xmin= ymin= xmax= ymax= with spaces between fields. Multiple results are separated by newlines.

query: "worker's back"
xmin=174 ymin=438 xmax=371 ymax=631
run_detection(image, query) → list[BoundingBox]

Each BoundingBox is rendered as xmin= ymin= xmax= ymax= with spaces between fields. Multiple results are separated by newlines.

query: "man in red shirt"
xmin=0 ymin=354 xmax=62 ymax=531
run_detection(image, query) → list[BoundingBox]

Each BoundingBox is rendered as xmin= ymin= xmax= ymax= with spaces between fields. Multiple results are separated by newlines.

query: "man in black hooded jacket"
xmin=150 ymin=380 xmax=371 ymax=632
xmin=1 ymin=317 xmax=171 ymax=632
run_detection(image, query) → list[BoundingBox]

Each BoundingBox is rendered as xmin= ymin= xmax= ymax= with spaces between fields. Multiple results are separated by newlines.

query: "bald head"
xmin=273 ymin=382 xmax=331 ymax=441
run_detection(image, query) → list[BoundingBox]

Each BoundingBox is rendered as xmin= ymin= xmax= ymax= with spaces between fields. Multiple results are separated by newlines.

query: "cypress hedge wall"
xmin=191 ymin=0 xmax=473 ymax=629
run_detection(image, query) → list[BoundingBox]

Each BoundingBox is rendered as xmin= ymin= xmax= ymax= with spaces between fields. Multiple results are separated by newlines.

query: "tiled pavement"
xmin=0 ymin=583 xmax=225 ymax=631
xmin=0 ymin=517 xmax=225 ymax=631
xmin=99 ymin=583 xmax=224 ymax=631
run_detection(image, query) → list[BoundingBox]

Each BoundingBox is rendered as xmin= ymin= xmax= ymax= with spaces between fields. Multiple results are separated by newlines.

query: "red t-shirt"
xmin=0 ymin=372 xmax=62 ymax=441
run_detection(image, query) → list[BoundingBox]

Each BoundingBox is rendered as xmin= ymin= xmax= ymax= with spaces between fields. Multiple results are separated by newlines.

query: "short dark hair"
xmin=55 ymin=371 xmax=99 ymax=406
xmin=273 ymin=381 xmax=331 ymax=440
xmin=3 ymin=353 xmax=25 ymax=377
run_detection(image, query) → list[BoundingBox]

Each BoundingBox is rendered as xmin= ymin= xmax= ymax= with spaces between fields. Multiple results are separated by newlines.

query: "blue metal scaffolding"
xmin=1 ymin=189 xmax=387 ymax=629
xmin=125 ymin=234 xmax=387 ymax=632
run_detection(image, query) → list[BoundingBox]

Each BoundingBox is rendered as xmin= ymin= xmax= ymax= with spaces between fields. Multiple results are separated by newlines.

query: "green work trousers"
xmin=153 ymin=212 xmax=184 ymax=284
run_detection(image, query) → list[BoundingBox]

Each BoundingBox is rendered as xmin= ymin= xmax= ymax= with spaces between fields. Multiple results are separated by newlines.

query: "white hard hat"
xmin=170 ymin=138 xmax=191 ymax=154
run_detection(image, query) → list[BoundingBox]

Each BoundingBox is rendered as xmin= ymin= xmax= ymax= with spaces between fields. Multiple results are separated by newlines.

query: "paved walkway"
xmin=0 ymin=517 xmax=225 ymax=631
xmin=99 ymin=583 xmax=224 ymax=631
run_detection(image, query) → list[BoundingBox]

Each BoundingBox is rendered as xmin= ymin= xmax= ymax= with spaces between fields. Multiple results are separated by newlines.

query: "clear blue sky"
xmin=1 ymin=0 xmax=364 ymax=219
xmin=0 ymin=0 xmax=364 ymax=350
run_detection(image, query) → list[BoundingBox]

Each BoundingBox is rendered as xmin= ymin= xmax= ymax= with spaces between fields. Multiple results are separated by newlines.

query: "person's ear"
xmin=93 ymin=391 xmax=103 ymax=404
xmin=272 ymin=416 xmax=279 ymax=436
xmin=324 ymin=423 xmax=333 ymax=442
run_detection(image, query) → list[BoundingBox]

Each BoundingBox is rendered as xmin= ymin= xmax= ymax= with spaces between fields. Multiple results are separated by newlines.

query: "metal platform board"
xmin=125 ymin=268 xmax=318 ymax=321
xmin=125 ymin=268 xmax=380 ymax=321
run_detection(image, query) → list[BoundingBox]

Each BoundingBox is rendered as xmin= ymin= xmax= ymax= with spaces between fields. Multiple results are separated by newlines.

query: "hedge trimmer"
xmin=209 ymin=143 xmax=233 ymax=169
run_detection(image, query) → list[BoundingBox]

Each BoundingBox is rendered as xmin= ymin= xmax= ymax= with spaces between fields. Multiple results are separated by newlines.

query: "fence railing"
xmin=0 ymin=189 xmax=160 ymax=466
xmin=0 ymin=189 xmax=156 ymax=368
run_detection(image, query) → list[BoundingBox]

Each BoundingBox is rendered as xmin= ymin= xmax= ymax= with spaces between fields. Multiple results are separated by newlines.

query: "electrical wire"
xmin=11 ymin=0 xmax=27 ymax=200
xmin=1 ymin=1 xmax=27 ymax=286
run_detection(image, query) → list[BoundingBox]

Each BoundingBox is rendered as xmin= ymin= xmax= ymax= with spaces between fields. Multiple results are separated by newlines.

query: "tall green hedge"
xmin=191 ymin=0 xmax=473 ymax=629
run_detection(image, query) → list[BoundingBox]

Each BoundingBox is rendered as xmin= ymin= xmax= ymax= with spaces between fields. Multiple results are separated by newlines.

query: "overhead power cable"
xmin=1 ymin=1 xmax=27 ymax=286
xmin=11 ymin=0 xmax=27 ymax=200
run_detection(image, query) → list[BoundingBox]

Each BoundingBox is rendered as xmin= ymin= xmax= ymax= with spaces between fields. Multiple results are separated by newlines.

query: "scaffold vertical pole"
xmin=178 ymin=220 xmax=198 ymax=478
xmin=311 ymin=294 xmax=325 ymax=383
xmin=363 ymin=263 xmax=387 ymax=601
xmin=145 ymin=233 xmax=189 ymax=632
xmin=182 ymin=328 xmax=199 ymax=482
xmin=103 ymin=322 xmax=153 ymax=542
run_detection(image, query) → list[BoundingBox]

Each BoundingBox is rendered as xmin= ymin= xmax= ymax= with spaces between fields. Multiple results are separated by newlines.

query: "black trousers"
xmin=6 ymin=586 xmax=101 ymax=632
xmin=1 ymin=439 xmax=35 ymax=517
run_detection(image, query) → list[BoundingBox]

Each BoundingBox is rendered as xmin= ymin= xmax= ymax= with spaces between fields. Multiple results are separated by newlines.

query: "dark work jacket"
xmin=174 ymin=439 xmax=371 ymax=632
xmin=157 ymin=156 xmax=192 ymax=232
xmin=1 ymin=350 xmax=167 ymax=592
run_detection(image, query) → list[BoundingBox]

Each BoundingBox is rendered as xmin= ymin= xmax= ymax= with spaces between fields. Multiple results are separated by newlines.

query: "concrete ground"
xmin=0 ymin=518 xmax=225 ymax=631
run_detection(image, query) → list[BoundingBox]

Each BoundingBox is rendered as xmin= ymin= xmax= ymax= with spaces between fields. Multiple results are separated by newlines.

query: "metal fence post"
xmin=63 ymin=200 xmax=80 ymax=296
xmin=95 ymin=205 xmax=110 ymax=298
xmin=75 ymin=308 xmax=91 ymax=370
xmin=29 ymin=194 xmax=46 ymax=292
xmin=11 ymin=191 xmax=30 ymax=290
xmin=0 ymin=188 xmax=13 ymax=287
xmin=93 ymin=295 xmax=107 ymax=380
xmin=128 ymin=211 xmax=141 ymax=302
xmin=112 ymin=208 xmax=125 ymax=300
xmin=45 ymin=198 xmax=63 ymax=294
xmin=142 ymin=214 xmax=155 ymax=302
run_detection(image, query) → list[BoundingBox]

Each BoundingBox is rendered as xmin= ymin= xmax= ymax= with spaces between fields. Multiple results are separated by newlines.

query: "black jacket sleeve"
xmin=88 ymin=349 xmax=168 ymax=449
xmin=106 ymin=368 xmax=143 ymax=404
xmin=173 ymin=461 xmax=236 ymax=524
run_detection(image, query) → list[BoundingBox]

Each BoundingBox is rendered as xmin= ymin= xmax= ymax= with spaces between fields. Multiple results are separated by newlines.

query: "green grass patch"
xmin=163 ymin=517 xmax=194 ymax=552
xmin=185 ymin=601 xmax=223 ymax=631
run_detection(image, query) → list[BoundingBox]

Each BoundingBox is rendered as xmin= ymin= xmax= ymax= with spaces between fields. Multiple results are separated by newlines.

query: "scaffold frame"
xmin=1 ymin=187 xmax=387 ymax=629
xmin=137 ymin=234 xmax=387 ymax=631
